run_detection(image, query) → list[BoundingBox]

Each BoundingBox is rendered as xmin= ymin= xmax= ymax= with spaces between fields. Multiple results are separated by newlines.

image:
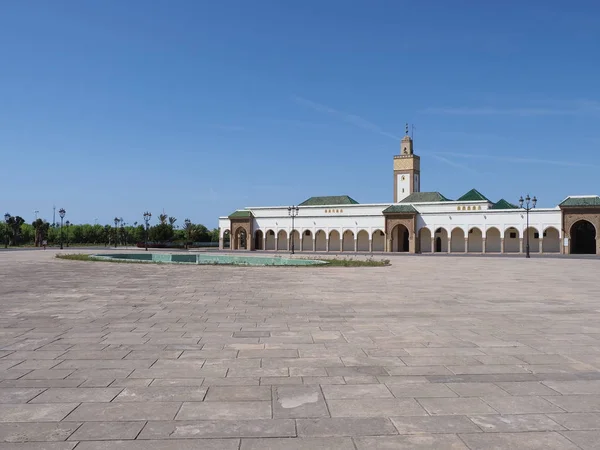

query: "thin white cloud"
xmin=432 ymin=151 xmax=600 ymax=169
xmin=422 ymin=99 xmax=600 ymax=117
xmin=292 ymin=95 xmax=401 ymax=140
xmin=422 ymin=107 xmax=577 ymax=116
xmin=431 ymin=155 xmax=478 ymax=174
xmin=208 ymin=124 xmax=247 ymax=131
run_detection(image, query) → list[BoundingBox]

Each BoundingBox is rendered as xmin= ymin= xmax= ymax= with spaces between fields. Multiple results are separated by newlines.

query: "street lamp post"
xmin=58 ymin=208 xmax=66 ymax=250
xmin=65 ymin=221 xmax=70 ymax=247
xmin=4 ymin=213 xmax=10 ymax=248
xmin=120 ymin=218 xmax=125 ymax=248
xmin=114 ymin=217 xmax=119 ymax=248
xmin=519 ymin=194 xmax=537 ymax=258
xmin=184 ymin=218 xmax=191 ymax=250
xmin=288 ymin=206 xmax=299 ymax=254
xmin=143 ymin=212 xmax=151 ymax=251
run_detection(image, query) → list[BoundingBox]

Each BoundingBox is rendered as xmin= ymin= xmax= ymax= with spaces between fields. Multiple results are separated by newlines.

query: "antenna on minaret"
xmin=411 ymin=124 xmax=416 ymax=140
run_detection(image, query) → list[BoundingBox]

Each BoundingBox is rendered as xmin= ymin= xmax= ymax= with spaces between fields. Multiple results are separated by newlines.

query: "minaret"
xmin=393 ymin=124 xmax=421 ymax=202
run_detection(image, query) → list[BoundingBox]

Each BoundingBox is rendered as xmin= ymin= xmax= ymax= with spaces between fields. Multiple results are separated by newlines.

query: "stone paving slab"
xmin=1 ymin=250 xmax=600 ymax=448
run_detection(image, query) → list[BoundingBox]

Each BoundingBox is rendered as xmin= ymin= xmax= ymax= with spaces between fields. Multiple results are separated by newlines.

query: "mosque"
xmin=218 ymin=129 xmax=599 ymax=256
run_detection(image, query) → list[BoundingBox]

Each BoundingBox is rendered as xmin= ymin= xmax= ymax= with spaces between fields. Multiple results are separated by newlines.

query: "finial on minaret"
xmin=405 ymin=123 xmax=409 ymax=136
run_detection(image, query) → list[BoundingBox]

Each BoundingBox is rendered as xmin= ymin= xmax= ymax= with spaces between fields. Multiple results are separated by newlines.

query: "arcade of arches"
xmin=222 ymin=225 xmax=564 ymax=254
xmin=222 ymin=208 xmax=598 ymax=255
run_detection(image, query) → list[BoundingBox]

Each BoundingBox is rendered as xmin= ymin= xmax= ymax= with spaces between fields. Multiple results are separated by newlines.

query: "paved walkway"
xmin=1 ymin=250 xmax=600 ymax=449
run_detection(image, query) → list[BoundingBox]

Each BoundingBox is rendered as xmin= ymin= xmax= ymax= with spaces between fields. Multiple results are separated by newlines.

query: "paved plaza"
xmin=1 ymin=250 xmax=600 ymax=449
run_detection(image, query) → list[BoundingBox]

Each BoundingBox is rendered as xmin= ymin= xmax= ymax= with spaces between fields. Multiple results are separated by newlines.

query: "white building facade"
xmin=219 ymin=134 xmax=600 ymax=256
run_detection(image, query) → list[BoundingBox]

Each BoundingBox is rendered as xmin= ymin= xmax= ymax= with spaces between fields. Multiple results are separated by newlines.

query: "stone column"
xmin=340 ymin=237 xmax=343 ymax=253
xmin=431 ymin=238 xmax=435 ymax=253
xmin=539 ymin=238 xmax=543 ymax=254
xmin=313 ymin=237 xmax=316 ymax=252
xmin=369 ymin=239 xmax=373 ymax=252
xmin=274 ymin=237 xmax=278 ymax=251
xmin=300 ymin=237 xmax=304 ymax=252
xmin=326 ymin=237 xmax=330 ymax=252
xmin=464 ymin=238 xmax=468 ymax=253
xmin=447 ymin=239 xmax=451 ymax=253
xmin=501 ymin=238 xmax=505 ymax=253
xmin=519 ymin=238 xmax=524 ymax=253
xmin=482 ymin=238 xmax=486 ymax=253
xmin=219 ymin=238 xmax=224 ymax=250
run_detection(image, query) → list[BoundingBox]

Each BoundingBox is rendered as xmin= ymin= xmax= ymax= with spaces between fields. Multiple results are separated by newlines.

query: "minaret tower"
xmin=393 ymin=124 xmax=420 ymax=202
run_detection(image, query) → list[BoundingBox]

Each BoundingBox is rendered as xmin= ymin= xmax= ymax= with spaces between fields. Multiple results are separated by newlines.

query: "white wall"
xmin=219 ymin=205 xmax=563 ymax=254
xmin=397 ymin=174 xmax=410 ymax=201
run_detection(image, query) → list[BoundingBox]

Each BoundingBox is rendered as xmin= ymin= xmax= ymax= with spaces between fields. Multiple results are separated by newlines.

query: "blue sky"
xmin=1 ymin=1 xmax=599 ymax=227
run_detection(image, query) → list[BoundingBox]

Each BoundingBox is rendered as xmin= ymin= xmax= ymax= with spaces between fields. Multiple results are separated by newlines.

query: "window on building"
xmin=510 ymin=232 xmax=517 ymax=239
xmin=534 ymin=232 xmax=540 ymax=239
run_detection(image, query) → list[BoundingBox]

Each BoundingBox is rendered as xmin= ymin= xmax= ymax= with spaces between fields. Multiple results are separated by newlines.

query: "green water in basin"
xmin=92 ymin=253 xmax=326 ymax=266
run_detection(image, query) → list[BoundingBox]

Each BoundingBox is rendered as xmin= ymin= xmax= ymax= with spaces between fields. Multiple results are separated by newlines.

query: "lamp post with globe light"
xmin=143 ymin=212 xmax=151 ymax=251
xmin=519 ymin=195 xmax=537 ymax=258
xmin=58 ymin=209 xmax=66 ymax=249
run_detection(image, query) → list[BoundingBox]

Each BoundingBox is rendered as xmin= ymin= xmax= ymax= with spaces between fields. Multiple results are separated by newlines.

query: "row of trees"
xmin=1 ymin=213 xmax=219 ymax=247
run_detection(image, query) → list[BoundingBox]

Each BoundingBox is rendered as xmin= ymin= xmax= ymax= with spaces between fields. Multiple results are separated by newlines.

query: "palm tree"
xmin=7 ymin=216 xmax=24 ymax=246
xmin=168 ymin=216 xmax=177 ymax=227
xmin=159 ymin=213 xmax=168 ymax=225
xmin=32 ymin=218 xmax=44 ymax=246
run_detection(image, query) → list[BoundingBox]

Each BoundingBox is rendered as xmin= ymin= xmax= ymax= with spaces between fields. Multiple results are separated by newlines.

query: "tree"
xmin=158 ymin=213 xmax=168 ymax=225
xmin=149 ymin=223 xmax=174 ymax=243
xmin=168 ymin=216 xmax=177 ymax=227
xmin=6 ymin=215 xmax=24 ymax=246
xmin=32 ymin=219 xmax=45 ymax=246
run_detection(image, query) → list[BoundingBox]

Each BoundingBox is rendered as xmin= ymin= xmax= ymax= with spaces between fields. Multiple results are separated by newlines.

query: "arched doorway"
xmin=290 ymin=230 xmax=300 ymax=252
xmin=222 ymin=230 xmax=231 ymax=249
xmin=315 ymin=230 xmax=326 ymax=251
xmin=329 ymin=230 xmax=341 ymax=252
xmin=571 ymin=220 xmax=596 ymax=254
xmin=302 ymin=230 xmax=313 ymax=251
xmin=391 ymin=224 xmax=409 ymax=252
xmin=357 ymin=230 xmax=369 ymax=251
xmin=254 ymin=230 xmax=263 ymax=250
xmin=504 ymin=227 xmax=520 ymax=253
xmin=233 ymin=228 xmax=247 ymax=250
xmin=434 ymin=228 xmax=448 ymax=253
xmin=277 ymin=230 xmax=287 ymax=251
xmin=467 ymin=227 xmax=483 ymax=252
xmin=419 ymin=228 xmax=432 ymax=253
xmin=342 ymin=230 xmax=354 ymax=251
xmin=543 ymin=227 xmax=560 ymax=253
xmin=372 ymin=230 xmax=385 ymax=252
xmin=486 ymin=227 xmax=501 ymax=253
xmin=265 ymin=230 xmax=275 ymax=250
xmin=525 ymin=227 xmax=540 ymax=253
xmin=451 ymin=228 xmax=465 ymax=252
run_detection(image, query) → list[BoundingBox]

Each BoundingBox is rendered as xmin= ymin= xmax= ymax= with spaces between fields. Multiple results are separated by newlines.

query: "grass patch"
xmin=317 ymin=257 xmax=390 ymax=267
xmin=55 ymin=254 xmax=148 ymax=264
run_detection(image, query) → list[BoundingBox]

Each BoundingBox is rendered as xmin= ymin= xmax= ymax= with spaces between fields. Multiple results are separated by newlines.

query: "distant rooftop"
xmin=457 ymin=188 xmax=490 ymax=202
xmin=299 ymin=195 xmax=359 ymax=206
xmin=490 ymin=199 xmax=519 ymax=210
xmin=399 ymin=192 xmax=451 ymax=203
xmin=559 ymin=196 xmax=600 ymax=207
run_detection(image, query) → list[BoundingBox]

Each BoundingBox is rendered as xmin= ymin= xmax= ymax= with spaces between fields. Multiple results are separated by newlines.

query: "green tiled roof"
xmin=228 ymin=210 xmax=253 ymax=218
xmin=383 ymin=204 xmax=418 ymax=214
xmin=491 ymin=199 xmax=519 ymax=210
xmin=299 ymin=195 xmax=359 ymax=206
xmin=457 ymin=188 xmax=490 ymax=202
xmin=559 ymin=196 xmax=600 ymax=207
xmin=399 ymin=192 xmax=451 ymax=203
